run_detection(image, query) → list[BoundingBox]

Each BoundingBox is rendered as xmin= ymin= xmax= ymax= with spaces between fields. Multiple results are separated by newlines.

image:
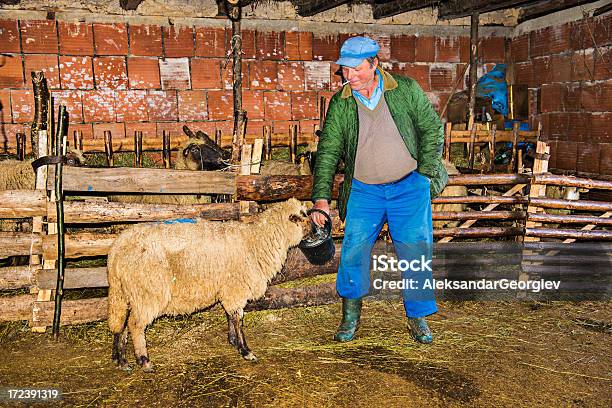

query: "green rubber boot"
xmin=334 ymin=298 xmax=362 ymax=342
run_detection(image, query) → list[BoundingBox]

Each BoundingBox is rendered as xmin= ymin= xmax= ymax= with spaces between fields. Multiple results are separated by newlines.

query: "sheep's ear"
xmin=289 ymin=214 xmax=301 ymax=223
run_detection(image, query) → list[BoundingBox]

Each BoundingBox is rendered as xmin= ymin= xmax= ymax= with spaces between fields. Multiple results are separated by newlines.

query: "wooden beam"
xmin=438 ymin=0 xmax=534 ymax=20
xmin=0 ymin=266 xmax=35 ymax=290
xmin=593 ymin=2 xmax=612 ymax=16
xmin=0 ymin=294 xmax=34 ymax=322
xmin=0 ymin=232 xmax=42 ymax=258
xmin=373 ymin=0 xmax=437 ymax=19
xmin=518 ymin=0 xmax=600 ymax=23
xmin=296 ymin=0 xmax=352 ymax=17
xmin=119 ymin=0 xmax=144 ymax=11
xmin=0 ymin=190 xmax=47 ymax=218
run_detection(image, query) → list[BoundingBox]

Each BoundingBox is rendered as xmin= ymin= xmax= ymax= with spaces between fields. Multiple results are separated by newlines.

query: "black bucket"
xmin=299 ymin=209 xmax=335 ymax=265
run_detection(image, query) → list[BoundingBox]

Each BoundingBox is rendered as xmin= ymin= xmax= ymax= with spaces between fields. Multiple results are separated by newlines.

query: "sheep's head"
xmin=280 ymin=197 xmax=311 ymax=246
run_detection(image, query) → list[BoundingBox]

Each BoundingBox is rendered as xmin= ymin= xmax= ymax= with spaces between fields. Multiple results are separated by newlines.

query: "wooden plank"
xmin=526 ymin=228 xmax=612 ymax=240
xmin=42 ymin=233 xmax=118 ymax=259
xmin=433 ymin=211 xmax=525 ymax=221
xmin=236 ymin=174 xmax=344 ymax=201
xmin=54 ymin=166 xmax=237 ymax=195
xmin=239 ymin=144 xmax=252 ymax=176
xmin=438 ymin=0 xmax=534 ymax=20
xmin=0 ymin=190 xmax=47 ymax=218
xmin=48 ymin=200 xmax=246 ymax=223
xmin=0 ymin=232 xmax=43 ymax=257
xmin=434 ymin=227 xmax=524 ymax=238
xmin=0 ymin=294 xmax=35 ymax=321
xmin=373 ymin=0 xmax=438 ymax=19
xmin=251 ymin=139 xmax=263 ymax=174
xmin=296 ymin=0 xmax=351 ymax=16
xmin=36 ymin=267 xmax=108 ymax=290
xmin=563 ymin=212 xmax=612 ymax=244
xmin=0 ymin=265 xmax=35 ymax=290
xmin=530 ymin=198 xmax=612 ymax=212
xmin=534 ymin=174 xmax=612 ymax=190
xmin=518 ymin=0 xmax=598 ymax=23
xmin=528 ymin=212 xmax=612 ymax=226
xmin=524 ymin=141 xmax=550 ymax=242
xmin=32 ymin=297 xmax=108 ymax=326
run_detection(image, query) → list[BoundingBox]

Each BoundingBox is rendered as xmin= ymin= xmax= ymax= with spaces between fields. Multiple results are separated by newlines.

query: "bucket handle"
xmin=307 ymin=208 xmax=332 ymax=229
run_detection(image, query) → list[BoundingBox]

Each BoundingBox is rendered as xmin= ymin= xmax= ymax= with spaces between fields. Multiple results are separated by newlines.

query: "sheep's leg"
xmin=229 ymin=309 xmax=257 ymax=362
xmin=112 ymin=328 xmax=130 ymax=370
xmin=128 ymin=314 xmax=154 ymax=372
xmin=226 ymin=311 xmax=238 ymax=348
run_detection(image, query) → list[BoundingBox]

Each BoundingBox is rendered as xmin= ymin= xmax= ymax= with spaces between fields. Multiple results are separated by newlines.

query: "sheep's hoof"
xmin=242 ymin=352 xmax=257 ymax=362
xmin=115 ymin=361 xmax=132 ymax=372
xmin=137 ymin=356 xmax=155 ymax=373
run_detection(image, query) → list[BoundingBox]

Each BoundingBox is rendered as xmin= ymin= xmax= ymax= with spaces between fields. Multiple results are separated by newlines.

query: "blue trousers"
xmin=337 ymin=171 xmax=438 ymax=318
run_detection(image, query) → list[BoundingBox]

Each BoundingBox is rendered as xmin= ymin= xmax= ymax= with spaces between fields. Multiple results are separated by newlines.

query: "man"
xmin=311 ymin=36 xmax=448 ymax=344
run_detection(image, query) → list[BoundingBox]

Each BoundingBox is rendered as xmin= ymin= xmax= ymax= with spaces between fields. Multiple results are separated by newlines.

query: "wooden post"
xmin=251 ymin=138 xmax=263 ymax=174
xmin=134 ymin=131 xmax=143 ymax=167
xmin=104 ymin=131 xmax=114 ymax=167
xmin=488 ymin=124 xmax=496 ymax=172
xmin=524 ymin=141 xmax=550 ymax=243
xmin=467 ymin=11 xmax=479 ymax=130
xmin=289 ymin=124 xmax=298 ymax=163
xmin=444 ymin=122 xmax=452 ymax=161
xmin=263 ymin=125 xmax=272 ymax=160
xmin=319 ymin=95 xmax=327 ymax=126
xmin=228 ymin=1 xmax=245 ymax=168
xmin=215 ymin=129 xmax=222 ymax=148
xmin=468 ymin=122 xmax=477 ymax=169
xmin=162 ymin=130 xmax=171 ymax=169
xmin=16 ymin=133 xmax=25 ymax=160
xmin=73 ymin=130 xmax=83 ymax=151
xmin=509 ymin=121 xmax=520 ymax=172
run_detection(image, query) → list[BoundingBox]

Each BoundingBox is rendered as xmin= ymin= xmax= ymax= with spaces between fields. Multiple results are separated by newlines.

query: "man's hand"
xmin=311 ymin=199 xmax=330 ymax=227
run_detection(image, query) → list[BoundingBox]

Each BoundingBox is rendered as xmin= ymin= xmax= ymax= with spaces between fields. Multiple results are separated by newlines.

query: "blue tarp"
xmin=476 ymin=64 xmax=508 ymax=116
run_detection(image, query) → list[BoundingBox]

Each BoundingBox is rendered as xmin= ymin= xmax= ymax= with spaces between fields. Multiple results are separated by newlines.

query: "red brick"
xmin=430 ymin=65 xmax=454 ymax=91
xmin=0 ymin=124 xmax=30 ymax=149
xmin=129 ymin=25 xmax=162 ymax=56
xmin=459 ymin=37 xmax=470 ymax=63
xmin=82 ymin=90 xmax=116 ymax=122
xmin=390 ymin=35 xmax=415 ymax=62
xmin=195 ymin=27 xmax=226 ymax=58
xmin=125 ymin=122 xmax=156 ymax=139
xmin=127 ymin=57 xmax=160 ymax=89
xmin=566 ymin=112 xmax=591 ymax=142
xmin=480 ymin=36 xmax=506 ymax=63
xmin=581 ymin=81 xmax=612 ymax=112
xmin=304 ymin=61 xmax=330 ymax=91
xmin=576 ymin=142 xmax=600 ymax=173
xmin=10 ymin=90 xmax=33 ymax=123
xmin=600 ymin=143 xmax=612 ymax=175
xmin=20 ymin=20 xmax=57 ymax=54
xmin=0 ymin=90 xmax=11 ymax=122
xmin=529 ymin=28 xmax=549 ymax=59
xmin=191 ymin=58 xmax=222 ymax=89
xmin=549 ymin=54 xmax=572 ymax=83
xmin=147 ymin=90 xmax=177 ymax=121
xmin=264 ymin=92 xmax=291 ymax=121
xmin=58 ymin=21 xmax=94 ymax=55
xmin=163 ymin=25 xmax=194 ymax=57
xmin=570 ymin=50 xmax=594 ymax=82
xmin=242 ymin=90 xmax=264 ymax=120
xmin=0 ymin=55 xmax=24 ymax=88
xmin=177 ymin=90 xmax=207 ymax=121
xmin=67 ymin=123 xmax=93 ymax=142
xmin=330 ymin=63 xmax=343 ymax=90
xmin=160 ymin=57 xmax=191 ymax=90
xmin=549 ymin=113 xmax=571 ymax=141
xmin=257 ymin=31 xmax=284 ymax=60
xmin=415 ymin=36 xmax=435 ymax=62
xmin=249 ymin=61 xmax=277 ymax=90
xmin=285 ymin=31 xmax=313 ymax=61
xmin=245 ymin=120 xmax=271 ymax=137
xmin=540 ymin=83 xmax=568 ymax=113
xmin=403 ymin=64 xmax=430 ymax=91
xmin=554 ymin=140 xmax=578 ymax=171
xmin=115 ymin=90 xmax=148 ymax=122
xmin=221 ymin=61 xmax=248 ymax=90
xmin=565 ymin=84 xmax=581 ymax=112
xmin=277 ymin=62 xmax=305 ymax=91
xmin=435 ymin=37 xmax=460 ymax=63
xmin=594 ymin=48 xmax=611 ymax=81
xmin=206 ymin=90 xmax=232 ymax=120
xmin=532 ymin=56 xmax=552 ymax=86
xmin=94 ymin=56 xmax=127 ymax=90
xmin=366 ymin=34 xmax=391 ymax=61
xmin=509 ymin=34 xmax=529 ymax=63
xmin=291 ymin=91 xmax=317 ymax=120
xmin=59 ymin=56 xmax=94 ymax=89
xmin=313 ymin=34 xmax=339 ymax=61
xmin=591 ymin=113 xmax=611 ymax=142
xmin=93 ymin=23 xmax=128 ymax=55
xmin=52 ymin=90 xmax=83 ymax=123
xmin=272 ymin=120 xmax=299 ymax=135
xmin=0 ymin=20 xmax=21 ymax=53
xmin=24 ymin=54 xmax=60 ymax=89
xmin=93 ymin=122 xmax=125 ymax=140
xmin=548 ymin=24 xmax=572 ymax=54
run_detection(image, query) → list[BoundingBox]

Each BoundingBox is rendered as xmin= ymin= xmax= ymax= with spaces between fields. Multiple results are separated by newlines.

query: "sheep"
xmin=107 ymin=197 xmax=311 ymax=372
xmin=432 ymin=159 xmax=468 ymax=229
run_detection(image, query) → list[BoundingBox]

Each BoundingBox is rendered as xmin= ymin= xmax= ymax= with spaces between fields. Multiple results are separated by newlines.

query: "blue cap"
xmin=335 ymin=36 xmax=380 ymax=68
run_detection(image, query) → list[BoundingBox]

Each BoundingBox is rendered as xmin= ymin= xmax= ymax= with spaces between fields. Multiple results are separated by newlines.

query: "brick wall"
xmin=510 ymin=13 xmax=611 ymax=177
xmin=0 ymin=18 xmax=506 ymax=153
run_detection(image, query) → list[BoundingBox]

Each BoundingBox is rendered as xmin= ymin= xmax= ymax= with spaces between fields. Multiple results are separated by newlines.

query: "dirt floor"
xmin=1 ymin=299 xmax=611 ymax=407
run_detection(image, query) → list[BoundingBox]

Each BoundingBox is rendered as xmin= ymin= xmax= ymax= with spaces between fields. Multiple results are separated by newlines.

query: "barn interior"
xmin=0 ymin=1 xmax=610 ymax=406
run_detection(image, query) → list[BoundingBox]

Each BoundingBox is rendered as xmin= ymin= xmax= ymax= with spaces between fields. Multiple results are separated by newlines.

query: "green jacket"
xmin=312 ymin=68 xmax=448 ymax=221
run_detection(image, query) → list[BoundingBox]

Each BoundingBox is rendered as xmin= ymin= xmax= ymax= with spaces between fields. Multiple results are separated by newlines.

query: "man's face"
xmin=342 ymin=58 xmax=377 ymax=91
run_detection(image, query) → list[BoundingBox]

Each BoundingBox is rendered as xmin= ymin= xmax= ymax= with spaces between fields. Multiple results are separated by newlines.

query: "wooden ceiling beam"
xmin=373 ymin=0 xmax=438 ymax=19
xmin=296 ymin=0 xmax=352 ymax=17
xmin=518 ymin=0 xmax=602 ymax=23
xmin=438 ymin=0 xmax=535 ymax=20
